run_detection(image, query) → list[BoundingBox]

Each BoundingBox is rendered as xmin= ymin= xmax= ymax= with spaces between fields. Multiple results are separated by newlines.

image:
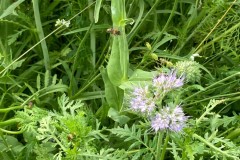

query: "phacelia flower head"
xmin=151 ymin=105 xmax=188 ymax=132
xmin=153 ymin=71 xmax=184 ymax=95
xmin=129 ymin=86 xmax=155 ymax=115
xmin=174 ymin=61 xmax=201 ymax=83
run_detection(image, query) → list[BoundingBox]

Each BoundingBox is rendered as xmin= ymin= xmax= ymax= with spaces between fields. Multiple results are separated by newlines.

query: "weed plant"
xmin=0 ymin=0 xmax=240 ymax=159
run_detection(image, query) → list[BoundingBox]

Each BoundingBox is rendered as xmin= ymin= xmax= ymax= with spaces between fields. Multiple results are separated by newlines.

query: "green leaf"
xmin=128 ymin=0 xmax=144 ymax=36
xmin=6 ymin=58 xmax=25 ymax=70
xmin=7 ymin=29 xmax=26 ymax=45
xmin=107 ymin=0 xmax=129 ymax=86
xmin=129 ymin=69 xmax=156 ymax=81
xmin=152 ymin=34 xmax=177 ymax=52
xmin=108 ymin=108 xmax=130 ymax=125
xmin=100 ymin=67 xmax=123 ymax=111
xmin=0 ymin=135 xmax=24 ymax=158
xmin=0 ymin=0 xmax=25 ymax=19
xmin=44 ymin=70 xmax=50 ymax=88
xmin=94 ymin=0 xmax=102 ymax=23
xmin=119 ymin=69 xmax=156 ymax=90
xmin=37 ymin=74 xmax=41 ymax=90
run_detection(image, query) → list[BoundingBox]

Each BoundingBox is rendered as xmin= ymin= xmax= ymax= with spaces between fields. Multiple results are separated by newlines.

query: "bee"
xmin=67 ymin=133 xmax=76 ymax=141
xmin=107 ymin=28 xmax=121 ymax=35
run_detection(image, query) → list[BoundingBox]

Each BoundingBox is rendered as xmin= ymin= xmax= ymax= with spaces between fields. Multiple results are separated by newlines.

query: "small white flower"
xmin=55 ymin=19 xmax=70 ymax=28
xmin=190 ymin=53 xmax=200 ymax=61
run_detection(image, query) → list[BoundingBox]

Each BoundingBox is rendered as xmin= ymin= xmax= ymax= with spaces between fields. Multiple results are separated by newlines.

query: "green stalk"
xmin=152 ymin=0 xmax=178 ymax=51
xmin=174 ymin=7 xmax=218 ymax=55
xmin=32 ymin=0 xmax=50 ymax=72
xmin=71 ymin=72 xmax=101 ymax=99
xmin=88 ymin=0 xmax=96 ymax=68
xmin=0 ymin=118 xmax=21 ymax=127
xmin=160 ymin=132 xmax=169 ymax=160
xmin=156 ymin=132 xmax=163 ymax=159
xmin=196 ymin=99 xmax=224 ymax=126
xmin=193 ymin=0 xmax=237 ymax=55
xmin=128 ymin=0 xmax=161 ymax=43
xmin=0 ymin=128 xmax=24 ymax=134
xmin=70 ymin=23 xmax=93 ymax=95
xmin=184 ymin=91 xmax=240 ymax=107
xmin=0 ymin=106 xmax=24 ymax=113
xmin=184 ymin=72 xmax=240 ymax=101
xmin=226 ymin=128 xmax=240 ymax=140
xmin=0 ymin=2 xmax=95 ymax=76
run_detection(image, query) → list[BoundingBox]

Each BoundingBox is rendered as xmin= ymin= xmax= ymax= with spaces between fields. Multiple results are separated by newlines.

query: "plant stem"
xmin=128 ymin=0 xmax=161 ymax=44
xmin=152 ymin=0 xmax=178 ymax=51
xmin=88 ymin=0 xmax=96 ymax=68
xmin=156 ymin=132 xmax=163 ymax=159
xmin=226 ymin=128 xmax=240 ymax=140
xmin=0 ymin=2 xmax=95 ymax=76
xmin=193 ymin=0 xmax=237 ymax=55
xmin=70 ymin=22 xmax=93 ymax=95
xmin=32 ymin=0 xmax=50 ymax=73
xmin=0 ymin=106 xmax=24 ymax=113
xmin=0 ymin=118 xmax=21 ymax=127
xmin=160 ymin=132 xmax=169 ymax=160
xmin=0 ymin=128 xmax=24 ymax=134
xmin=184 ymin=72 xmax=240 ymax=101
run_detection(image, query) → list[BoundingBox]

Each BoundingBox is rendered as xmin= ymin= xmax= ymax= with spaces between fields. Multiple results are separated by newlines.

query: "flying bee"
xmin=107 ymin=28 xmax=121 ymax=35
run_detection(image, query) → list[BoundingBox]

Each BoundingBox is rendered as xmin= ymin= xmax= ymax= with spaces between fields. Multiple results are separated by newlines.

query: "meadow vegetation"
xmin=0 ymin=0 xmax=240 ymax=159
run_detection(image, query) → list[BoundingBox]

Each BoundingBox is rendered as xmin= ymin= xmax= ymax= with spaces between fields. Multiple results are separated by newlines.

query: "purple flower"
xmin=129 ymin=86 xmax=155 ymax=114
xmin=153 ymin=71 xmax=184 ymax=94
xmin=151 ymin=105 xmax=188 ymax=132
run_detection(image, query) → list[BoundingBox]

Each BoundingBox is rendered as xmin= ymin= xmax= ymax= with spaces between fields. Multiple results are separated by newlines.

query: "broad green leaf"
xmin=107 ymin=0 xmax=129 ymax=86
xmin=107 ymin=37 xmax=123 ymax=86
xmin=119 ymin=69 xmax=156 ymax=90
xmin=108 ymin=107 xmax=130 ymax=125
xmin=129 ymin=69 xmax=157 ymax=81
xmin=100 ymin=67 xmax=123 ymax=111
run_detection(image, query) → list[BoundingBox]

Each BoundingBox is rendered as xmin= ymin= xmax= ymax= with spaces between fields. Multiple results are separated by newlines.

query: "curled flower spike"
xmin=153 ymin=71 xmax=184 ymax=94
xmin=129 ymin=86 xmax=155 ymax=115
xmin=151 ymin=105 xmax=188 ymax=132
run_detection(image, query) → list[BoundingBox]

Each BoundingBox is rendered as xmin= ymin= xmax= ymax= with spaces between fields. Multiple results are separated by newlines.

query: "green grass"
xmin=0 ymin=0 xmax=240 ymax=159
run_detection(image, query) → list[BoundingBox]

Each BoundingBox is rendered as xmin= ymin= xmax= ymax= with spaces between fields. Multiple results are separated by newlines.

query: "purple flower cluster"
xmin=130 ymin=86 xmax=155 ymax=114
xmin=129 ymin=71 xmax=187 ymax=132
xmin=153 ymin=71 xmax=184 ymax=94
xmin=151 ymin=105 xmax=188 ymax=132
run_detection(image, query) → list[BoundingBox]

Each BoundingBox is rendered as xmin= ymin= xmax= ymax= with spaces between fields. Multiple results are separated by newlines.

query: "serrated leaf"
xmin=0 ymin=0 xmax=25 ymax=19
xmin=44 ymin=70 xmax=50 ymax=88
xmin=25 ymin=82 xmax=36 ymax=94
xmin=37 ymin=74 xmax=41 ymax=90
xmin=6 ymin=58 xmax=25 ymax=70
xmin=60 ymin=47 xmax=71 ymax=57
xmin=52 ymin=74 xmax=57 ymax=85
xmin=7 ymin=29 xmax=26 ymax=45
xmin=129 ymin=141 xmax=142 ymax=150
